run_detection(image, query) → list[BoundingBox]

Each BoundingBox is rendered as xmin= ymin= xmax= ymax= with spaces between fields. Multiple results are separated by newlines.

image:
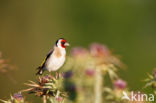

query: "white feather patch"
xmin=46 ymin=47 xmax=66 ymax=72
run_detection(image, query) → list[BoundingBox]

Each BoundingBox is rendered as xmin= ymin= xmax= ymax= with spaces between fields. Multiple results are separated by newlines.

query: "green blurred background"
xmin=0 ymin=0 xmax=156 ymax=101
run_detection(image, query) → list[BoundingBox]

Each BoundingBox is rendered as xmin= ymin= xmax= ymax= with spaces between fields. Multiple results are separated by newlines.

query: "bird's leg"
xmin=55 ymin=72 xmax=58 ymax=79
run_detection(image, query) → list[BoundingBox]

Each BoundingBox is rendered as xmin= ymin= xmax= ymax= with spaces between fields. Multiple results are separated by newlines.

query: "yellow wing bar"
xmin=40 ymin=57 xmax=47 ymax=67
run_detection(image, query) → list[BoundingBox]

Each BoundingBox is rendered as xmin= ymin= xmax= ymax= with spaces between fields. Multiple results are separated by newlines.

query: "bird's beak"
xmin=64 ymin=42 xmax=70 ymax=46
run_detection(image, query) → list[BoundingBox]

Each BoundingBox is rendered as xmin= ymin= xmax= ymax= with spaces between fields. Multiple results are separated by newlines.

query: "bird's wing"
xmin=36 ymin=49 xmax=53 ymax=75
xmin=39 ymin=49 xmax=53 ymax=68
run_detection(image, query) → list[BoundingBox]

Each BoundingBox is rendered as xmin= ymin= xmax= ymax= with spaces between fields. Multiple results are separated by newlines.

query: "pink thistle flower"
xmin=13 ymin=93 xmax=23 ymax=102
xmin=71 ymin=47 xmax=88 ymax=57
xmin=153 ymin=69 xmax=156 ymax=78
xmin=56 ymin=96 xmax=63 ymax=102
xmin=89 ymin=43 xmax=110 ymax=57
xmin=85 ymin=68 xmax=95 ymax=77
xmin=114 ymin=79 xmax=127 ymax=90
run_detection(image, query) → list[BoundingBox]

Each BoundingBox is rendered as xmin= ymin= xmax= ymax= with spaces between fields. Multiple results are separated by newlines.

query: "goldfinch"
xmin=36 ymin=38 xmax=69 ymax=75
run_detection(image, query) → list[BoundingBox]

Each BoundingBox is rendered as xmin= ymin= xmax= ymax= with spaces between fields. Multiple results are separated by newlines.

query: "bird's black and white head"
xmin=55 ymin=38 xmax=69 ymax=48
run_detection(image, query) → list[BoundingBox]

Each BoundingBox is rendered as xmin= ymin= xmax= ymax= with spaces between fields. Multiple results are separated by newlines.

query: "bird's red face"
xmin=61 ymin=39 xmax=67 ymax=48
xmin=56 ymin=38 xmax=69 ymax=48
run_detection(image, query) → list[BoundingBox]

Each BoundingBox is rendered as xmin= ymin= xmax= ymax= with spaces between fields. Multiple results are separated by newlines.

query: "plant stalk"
xmin=43 ymin=95 xmax=47 ymax=103
xmin=94 ymin=69 xmax=103 ymax=103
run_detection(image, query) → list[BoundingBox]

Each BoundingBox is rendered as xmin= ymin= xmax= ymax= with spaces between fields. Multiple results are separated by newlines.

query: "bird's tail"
xmin=36 ymin=66 xmax=44 ymax=75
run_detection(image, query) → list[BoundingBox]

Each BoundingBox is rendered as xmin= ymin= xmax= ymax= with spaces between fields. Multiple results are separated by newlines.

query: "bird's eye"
xmin=61 ymin=41 xmax=65 ymax=44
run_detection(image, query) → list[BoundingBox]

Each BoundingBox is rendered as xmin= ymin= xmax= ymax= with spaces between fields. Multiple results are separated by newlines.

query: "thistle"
xmin=0 ymin=52 xmax=16 ymax=73
xmin=0 ymin=93 xmax=27 ymax=103
xmin=62 ymin=43 xmax=125 ymax=103
xmin=144 ymin=69 xmax=156 ymax=95
xmin=104 ymin=79 xmax=128 ymax=103
xmin=0 ymin=51 xmax=17 ymax=84
xmin=21 ymin=74 xmax=67 ymax=103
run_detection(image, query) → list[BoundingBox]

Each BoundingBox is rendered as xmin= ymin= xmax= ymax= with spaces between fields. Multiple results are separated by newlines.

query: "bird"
xmin=36 ymin=38 xmax=69 ymax=75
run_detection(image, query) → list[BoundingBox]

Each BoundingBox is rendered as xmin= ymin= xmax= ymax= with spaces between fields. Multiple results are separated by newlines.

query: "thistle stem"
xmin=43 ymin=95 xmax=47 ymax=103
xmin=94 ymin=69 xmax=103 ymax=103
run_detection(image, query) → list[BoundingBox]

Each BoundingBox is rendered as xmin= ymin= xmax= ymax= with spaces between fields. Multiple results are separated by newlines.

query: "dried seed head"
xmin=22 ymin=74 xmax=67 ymax=101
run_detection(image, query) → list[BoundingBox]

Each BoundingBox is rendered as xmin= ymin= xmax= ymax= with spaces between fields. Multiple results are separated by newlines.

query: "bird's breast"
xmin=46 ymin=52 xmax=66 ymax=72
